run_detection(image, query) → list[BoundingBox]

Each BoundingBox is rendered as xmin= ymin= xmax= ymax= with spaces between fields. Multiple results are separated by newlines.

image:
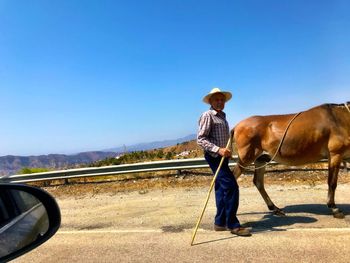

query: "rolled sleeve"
xmin=197 ymin=112 xmax=220 ymax=154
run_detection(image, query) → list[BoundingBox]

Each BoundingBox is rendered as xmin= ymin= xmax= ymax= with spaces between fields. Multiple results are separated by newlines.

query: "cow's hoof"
xmin=273 ymin=208 xmax=286 ymax=216
xmin=333 ymin=211 xmax=345 ymax=219
xmin=331 ymin=207 xmax=345 ymax=219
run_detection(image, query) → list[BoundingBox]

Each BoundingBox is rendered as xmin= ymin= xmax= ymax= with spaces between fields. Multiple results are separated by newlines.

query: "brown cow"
xmin=231 ymin=102 xmax=350 ymax=218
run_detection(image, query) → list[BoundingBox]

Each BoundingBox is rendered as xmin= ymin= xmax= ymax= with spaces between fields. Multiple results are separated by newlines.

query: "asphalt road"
xmin=14 ymin=181 xmax=350 ymax=262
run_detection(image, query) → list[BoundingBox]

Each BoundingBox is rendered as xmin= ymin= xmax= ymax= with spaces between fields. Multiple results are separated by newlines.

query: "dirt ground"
xmin=37 ymin=168 xmax=350 ymax=232
xmin=42 ymin=168 xmax=350 ymax=198
xmin=15 ymin=169 xmax=350 ymax=262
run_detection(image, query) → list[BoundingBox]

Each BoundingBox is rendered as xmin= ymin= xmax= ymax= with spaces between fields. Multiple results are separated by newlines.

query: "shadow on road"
xmin=241 ymin=203 xmax=350 ymax=233
xmin=187 ymin=204 xmax=350 ymax=246
xmin=191 ymin=235 xmax=238 ymax=246
xmin=283 ymin=203 xmax=350 ymax=216
xmin=242 ymin=213 xmax=317 ymax=233
xmin=190 ymin=212 xmax=316 ymax=245
xmin=190 ymin=213 xmax=317 ymax=246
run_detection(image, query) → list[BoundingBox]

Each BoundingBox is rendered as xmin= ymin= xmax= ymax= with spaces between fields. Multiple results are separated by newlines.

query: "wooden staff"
xmin=190 ymin=137 xmax=232 ymax=246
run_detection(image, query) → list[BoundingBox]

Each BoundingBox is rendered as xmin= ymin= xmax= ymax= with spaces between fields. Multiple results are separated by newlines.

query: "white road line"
xmin=58 ymin=228 xmax=350 ymax=234
xmin=288 ymin=228 xmax=350 ymax=232
xmin=58 ymin=229 xmax=163 ymax=234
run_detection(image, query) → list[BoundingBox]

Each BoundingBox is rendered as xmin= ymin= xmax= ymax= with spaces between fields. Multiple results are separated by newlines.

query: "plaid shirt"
xmin=197 ymin=107 xmax=230 ymax=157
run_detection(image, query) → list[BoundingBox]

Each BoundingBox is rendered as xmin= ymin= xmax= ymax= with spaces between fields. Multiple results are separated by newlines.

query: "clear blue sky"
xmin=1 ymin=0 xmax=349 ymax=156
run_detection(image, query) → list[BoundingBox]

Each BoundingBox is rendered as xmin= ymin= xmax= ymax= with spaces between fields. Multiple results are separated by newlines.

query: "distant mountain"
xmin=0 ymin=151 xmax=117 ymax=176
xmin=0 ymin=134 xmax=197 ymax=176
xmin=103 ymin=134 xmax=197 ymax=153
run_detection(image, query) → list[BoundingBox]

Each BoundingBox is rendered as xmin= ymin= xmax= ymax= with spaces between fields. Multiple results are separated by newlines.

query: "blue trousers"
xmin=205 ymin=152 xmax=241 ymax=229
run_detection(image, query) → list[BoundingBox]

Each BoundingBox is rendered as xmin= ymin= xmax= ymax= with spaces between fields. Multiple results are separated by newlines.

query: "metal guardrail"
xmin=0 ymin=157 xmax=228 ymax=183
xmin=0 ymin=156 xmax=328 ymax=184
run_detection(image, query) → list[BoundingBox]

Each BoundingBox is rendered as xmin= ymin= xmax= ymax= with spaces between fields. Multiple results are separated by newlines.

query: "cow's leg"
xmin=343 ymin=161 xmax=348 ymax=173
xmin=253 ymin=155 xmax=285 ymax=216
xmin=327 ymin=154 xmax=344 ymax=218
xmin=233 ymin=160 xmax=244 ymax=179
xmin=233 ymin=144 xmax=262 ymax=179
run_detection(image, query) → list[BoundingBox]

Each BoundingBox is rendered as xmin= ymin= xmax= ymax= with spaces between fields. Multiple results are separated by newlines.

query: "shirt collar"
xmin=210 ymin=107 xmax=226 ymax=118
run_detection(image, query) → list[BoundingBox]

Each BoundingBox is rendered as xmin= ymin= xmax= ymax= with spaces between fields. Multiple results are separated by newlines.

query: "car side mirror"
xmin=0 ymin=184 xmax=61 ymax=262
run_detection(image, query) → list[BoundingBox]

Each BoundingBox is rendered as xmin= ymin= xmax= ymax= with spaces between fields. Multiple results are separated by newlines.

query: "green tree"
xmin=165 ymin=151 xmax=173 ymax=160
xmin=19 ymin=167 xmax=50 ymax=174
xmin=156 ymin=149 xmax=164 ymax=159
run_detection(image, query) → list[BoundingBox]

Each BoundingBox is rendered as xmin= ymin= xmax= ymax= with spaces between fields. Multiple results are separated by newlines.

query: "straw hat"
xmin=202 ymin=87 xmax=232 ymax=104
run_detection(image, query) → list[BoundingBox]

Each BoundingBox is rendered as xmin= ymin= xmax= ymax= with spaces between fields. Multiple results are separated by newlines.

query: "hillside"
xmin=0 ymin=152 xmax=117 ymax=176
xmin=0 ymin=135 xmax=199 ymax=176
xmin=89 ymin=139 xmax=202 ymax=167
xmin=161 ymin=140 xmax=202 ymax=158
xmin=0 ymin=136 xmax=240 ymax=176
xmin=103 ymin=134 xmax=196 ymax=152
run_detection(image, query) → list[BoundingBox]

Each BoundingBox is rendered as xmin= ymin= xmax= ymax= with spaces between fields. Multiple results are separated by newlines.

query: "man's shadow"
xmin=193 ymin=213 xmax=317 ymax=246
xmin=192 ymin=204 xmax=350 ymax=245
xmin=241 ymin=213 xmax=317 ymax=233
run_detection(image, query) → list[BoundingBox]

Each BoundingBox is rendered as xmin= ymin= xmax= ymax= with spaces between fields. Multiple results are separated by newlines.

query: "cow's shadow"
xmin=241 ymin=203 xmax=350 ymax=233
xmin=283 ymin=203 xmax=350 ymax=216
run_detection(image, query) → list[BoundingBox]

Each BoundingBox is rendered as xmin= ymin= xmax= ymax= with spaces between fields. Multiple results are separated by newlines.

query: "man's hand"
xmin=218 ymin=147 xmax=231 ymax=158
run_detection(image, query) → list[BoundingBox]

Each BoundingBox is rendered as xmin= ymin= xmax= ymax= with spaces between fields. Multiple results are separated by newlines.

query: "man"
xmin=197 ymin=87 xmax=251 ymax=236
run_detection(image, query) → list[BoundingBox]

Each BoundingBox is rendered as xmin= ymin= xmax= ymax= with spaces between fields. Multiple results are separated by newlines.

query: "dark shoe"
xmin=231 ymin=227 xmax=252 ymax=237
xmin=214 ymin=224 xmax=227 ymax=231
